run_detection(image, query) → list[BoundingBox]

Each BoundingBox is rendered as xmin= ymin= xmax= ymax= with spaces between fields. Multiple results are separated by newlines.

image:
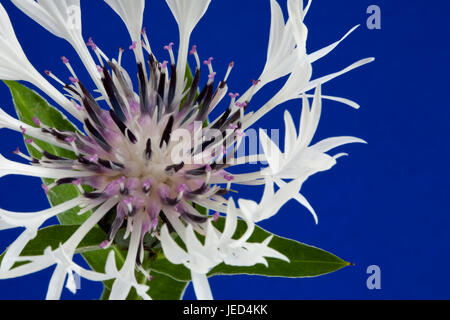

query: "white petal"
xmin=109 ymin=278 xmax=132 ymax=300
xmin=287 ymin=0 xmax=309 ymax=55
xmin=0 ymin=229 xmax=37 ymax=272
xmin=284 ymin=111 xmax=297 ymax=157
xmin=104 ymin=0 xmax=145 ymax=43
xmin=258 ymin=0 xmax=296 ymax=86
xmin=303 ymin=85 xmax=322 ymax=147
xmin=0 ymin=108 xmax=74 ymax=151
xmin=160 ymin=224 xmax=189 ymax=265
xmin=165 ymin=0 xmax=212 ymax=95
xmin=220 ymin=199 xmax=238 ymax=242
xmin=301 ymin=58 xmax=375 ymax=94
xmin=312 ymin=136 xmax=367 ymax=153
xmin=46 ymin=263 xmax=66 ymax=300
xmin=190 ymin=270 xmax=213 ymax=300
xmin=259 ymin=128 xmax=283 ymax=174
xmin=65 ymin=269 xmax=77 ymax=294
xmin=307 ymin=25 xmax=360 ymax=63
xmin=0 ymin=4 xmax=80 ymax=119
xmin=0 ymin=197 xmax=85 ymax=229
xmin=11 ymin=0 xmax=82 ymax=39
xmin=0 ymin=154 xmax=93 ymax=179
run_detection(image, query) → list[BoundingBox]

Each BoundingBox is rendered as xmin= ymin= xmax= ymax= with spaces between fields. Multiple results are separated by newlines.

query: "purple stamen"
xmin=41 ymin=184 xmax=49 ymax=195
xmin=204 ymin=57 xmax=214 ymax=65
xmin=129 ymin=41 xmax=137 ymax=50
xmin=151 ymin=218 xmax=158 ymax=230
xmin=99 ymin=240 xmax=110 ymax=249
xmin=122 ymin=197 xmax=133 ymax=205
xmin=61 ymin=56 xmax=69 ymax=64
xmin=177 ymin=183 xmax=188 ymax=193
xmin=224 ymin=174 xmax=234 ymax=181
xmin=86 ymin=37 xmax=97 ymax=50
xmin=65 ymin=136 xmax=75 ymax=144
xmin=189 ymin=45 xmax=197 ymax=55
xmin=159 ymin=61 xmax=168 ymax=69
xmin=164 ymin=42 xmax=174 ymax=51
xmin=32 ymin=117 xmax=41 ymax=127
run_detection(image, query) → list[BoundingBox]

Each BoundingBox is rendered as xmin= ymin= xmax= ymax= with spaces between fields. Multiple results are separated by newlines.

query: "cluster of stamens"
xmin=13 ymin=34 xmax=260 ymax=255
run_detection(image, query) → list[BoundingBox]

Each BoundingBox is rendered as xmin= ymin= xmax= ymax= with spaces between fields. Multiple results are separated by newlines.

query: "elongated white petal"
xmin=259 ymin=128 xmax=283 ymax=174
xmin=302 ymin=85 xmax=322 ymax=147
xmin=0 ymin=154 xmax=93 ymax=179
xmin=258 ymin=0 xmax=296 ymax=87
xmin=287 ymin=0 xmax=308 ymax=56
xmin=160 ymin=224 xmax=189 ymax=265
xmin=46 ymin=263 xmax=67 ymax=300
xmin=245 ymin=61 xmax=312 ymax=129
xmin=110 ymin=278 xmax=132 ymax=300
xmin=191 ymin=271 xmax=213 ymax=300
xmin=0 ymin=249 xmax=54 ymax=279
xmin=11 ymin=0 xmax=81 ymax=39
xmin=307 ymin=25 xmax=359 ymax=63
xmin=0 ymin=197 xmax=85 ymax=229
xmin=0 ymin=4 xmax=81 ymax=119
xmin=284 ymin=111 xmax=297 ymax=157
xmin=0 ymin=109 xmax=74 ymax=151
xmin=311 ymin=136 xmax=367 ymax=153
xmin=110 ymin=215 xmax=147 ymax=300
xmin=165 ymin=0 xmax=212 ymax=95
xmin=301 ymin=58 xmax=375 ymax=94
xmin=220 ymin=199 xmax=238 ymax=243
xmin=104 ymin=0 xmax=145 ymax=48
xmin=11 ymin=0 xmax=106 ymax=95
xmin=0 ymin=229 xmax=37 ymax=272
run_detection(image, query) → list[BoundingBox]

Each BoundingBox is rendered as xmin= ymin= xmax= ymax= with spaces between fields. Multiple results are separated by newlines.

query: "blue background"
xmin=0 ymin=0 xmax=449 ymax=299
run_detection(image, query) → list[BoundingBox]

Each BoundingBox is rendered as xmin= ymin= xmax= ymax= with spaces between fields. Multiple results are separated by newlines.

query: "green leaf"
xmin=148 ymin=272 xmax=188 ymax=300
xmin=147 ymin=217 xmax=351 ymax=282
xmin=0 ymin=225 xmax=107 ymax=265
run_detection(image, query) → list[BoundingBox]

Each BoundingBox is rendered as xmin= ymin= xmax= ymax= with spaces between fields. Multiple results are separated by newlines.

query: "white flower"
xmin=0 ymin=0 xmax=372 ymax=300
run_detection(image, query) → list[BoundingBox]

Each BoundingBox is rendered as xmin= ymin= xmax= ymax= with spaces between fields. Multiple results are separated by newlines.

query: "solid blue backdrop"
xmin=0 ymin=0 xmax=449 ymax=299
